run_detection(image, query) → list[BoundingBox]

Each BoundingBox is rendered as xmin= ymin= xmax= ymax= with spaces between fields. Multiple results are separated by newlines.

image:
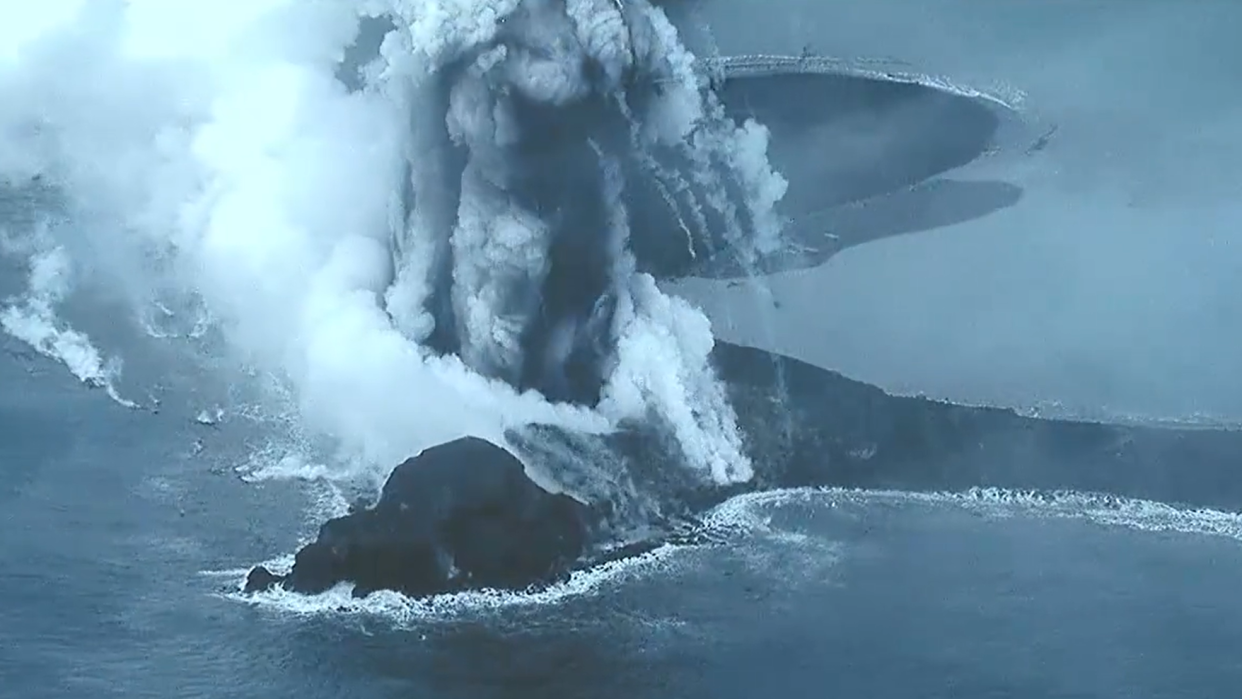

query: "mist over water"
xmin=0 ymin=0 xmax=789 ymax=488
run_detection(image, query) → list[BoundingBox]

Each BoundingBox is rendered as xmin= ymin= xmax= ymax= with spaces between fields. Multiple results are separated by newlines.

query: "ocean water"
xmin=8 ymin=356 xmax=1242 ymax=698
xmin=6 ymin=1 xmax=1242 ymax=697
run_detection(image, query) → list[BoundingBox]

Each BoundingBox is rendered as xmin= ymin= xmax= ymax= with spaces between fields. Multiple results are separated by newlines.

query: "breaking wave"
xmin=0 ymin=1 xmax=788 ymax=488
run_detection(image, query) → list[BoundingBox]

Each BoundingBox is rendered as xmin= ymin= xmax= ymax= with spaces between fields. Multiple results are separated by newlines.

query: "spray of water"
xmin=0 ymin=0 xmax=788 ymax=490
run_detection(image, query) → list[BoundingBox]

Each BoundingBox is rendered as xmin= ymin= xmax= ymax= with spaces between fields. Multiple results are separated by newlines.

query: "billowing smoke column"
xmin=384 ymin=0 xmax=789 ymax=482
xmin=0 ymin=0 xmax=787 ymax=486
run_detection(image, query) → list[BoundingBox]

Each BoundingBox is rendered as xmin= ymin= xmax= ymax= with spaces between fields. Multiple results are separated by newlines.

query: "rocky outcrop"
xmin=244 ymin=437 xmax=590 ymax=597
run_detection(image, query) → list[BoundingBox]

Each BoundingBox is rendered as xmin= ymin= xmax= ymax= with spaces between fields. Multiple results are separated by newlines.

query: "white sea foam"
xmin=217 ymin=542 xmax=685 ymax=625
xmin=731 ymin=486 xmax=1242 ymax=543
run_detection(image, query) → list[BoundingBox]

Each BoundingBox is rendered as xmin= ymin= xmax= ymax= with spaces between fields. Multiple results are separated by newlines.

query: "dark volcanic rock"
xmin=244 ymin=437 xmax=590 ymax=597
xmin=711 ymin=341 xmax=1242 ymax=512
xmin=243 ymin=566 xmax=281 ymax=594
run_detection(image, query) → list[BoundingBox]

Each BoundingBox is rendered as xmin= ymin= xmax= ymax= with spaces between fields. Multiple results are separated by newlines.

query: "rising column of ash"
xmin=383 ymin=0 xmax=786 ymax=484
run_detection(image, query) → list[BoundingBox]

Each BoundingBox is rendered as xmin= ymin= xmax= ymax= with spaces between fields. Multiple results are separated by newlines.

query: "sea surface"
xmin=7 ymin=332 xmax=1242 ymax=698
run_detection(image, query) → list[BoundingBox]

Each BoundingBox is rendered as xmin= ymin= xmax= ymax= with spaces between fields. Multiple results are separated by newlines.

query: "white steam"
xmin=0 ymin=0 xmax=787 ymax=486
xmin=0 ymin=233 xmax=134 ymax=407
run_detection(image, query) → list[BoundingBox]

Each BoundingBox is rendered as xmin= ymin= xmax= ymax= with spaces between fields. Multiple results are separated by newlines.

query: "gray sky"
xmin=673 ymin=0 xmax=1242 ymax=422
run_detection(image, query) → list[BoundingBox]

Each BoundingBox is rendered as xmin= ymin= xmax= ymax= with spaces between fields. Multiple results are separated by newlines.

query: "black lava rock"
xmin=244 ymin=437 xmax=591 ymax=598
xmin=243 ymin=566 xmax=281 ymax=594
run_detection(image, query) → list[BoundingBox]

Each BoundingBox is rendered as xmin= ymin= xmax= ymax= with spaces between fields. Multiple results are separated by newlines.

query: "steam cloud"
xmin=0 ymin=0 xmax=788 ymax=486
